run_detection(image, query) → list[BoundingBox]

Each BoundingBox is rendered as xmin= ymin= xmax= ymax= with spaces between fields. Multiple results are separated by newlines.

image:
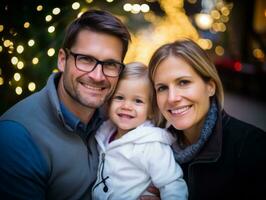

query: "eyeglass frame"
xmin=64 ymin=48 xmax=125 ymax=77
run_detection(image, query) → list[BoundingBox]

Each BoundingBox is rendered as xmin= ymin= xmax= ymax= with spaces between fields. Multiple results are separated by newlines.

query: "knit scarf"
xmin=170 ymin=99 xmax=218 ymax=164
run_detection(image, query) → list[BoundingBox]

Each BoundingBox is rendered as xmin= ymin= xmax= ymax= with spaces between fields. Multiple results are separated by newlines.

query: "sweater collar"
xmin=171 ymin=98 xmax=222 ymax=163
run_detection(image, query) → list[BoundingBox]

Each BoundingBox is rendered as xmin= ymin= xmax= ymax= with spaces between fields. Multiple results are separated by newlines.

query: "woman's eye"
xmin=156 ymin=85 xmax=167 ymax=92
xmin=179 ymin=80 xmax=190 ymax=86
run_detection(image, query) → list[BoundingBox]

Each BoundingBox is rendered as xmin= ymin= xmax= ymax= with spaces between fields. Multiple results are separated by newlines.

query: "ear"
xmin=207 ymin=79 xmax=216 ymax=97
xmin=57 ymin=48 xmax=67 ymax=72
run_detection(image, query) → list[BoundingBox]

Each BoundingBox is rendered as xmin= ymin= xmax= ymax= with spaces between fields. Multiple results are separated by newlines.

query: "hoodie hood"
xmin=95 ymin=120 xmax=176 ymax=151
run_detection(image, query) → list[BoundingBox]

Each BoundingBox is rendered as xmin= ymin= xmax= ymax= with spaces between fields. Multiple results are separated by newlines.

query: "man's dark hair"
xmin=62 ymin=9 xmax=131 ymax=60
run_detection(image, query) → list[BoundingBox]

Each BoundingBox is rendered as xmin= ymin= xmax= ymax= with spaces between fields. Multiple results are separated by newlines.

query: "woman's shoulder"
xmin=221 ymin=111 xmax=266 ymax=140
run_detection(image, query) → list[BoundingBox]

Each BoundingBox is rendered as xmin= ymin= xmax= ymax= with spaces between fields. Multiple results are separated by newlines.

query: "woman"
xmin=147 ymin=39 xmax=266 ymax=200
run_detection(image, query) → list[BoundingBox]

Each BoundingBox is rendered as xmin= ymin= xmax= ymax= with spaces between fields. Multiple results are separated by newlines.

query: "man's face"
xmin=57 ymin=29 xmax=123 ymax=112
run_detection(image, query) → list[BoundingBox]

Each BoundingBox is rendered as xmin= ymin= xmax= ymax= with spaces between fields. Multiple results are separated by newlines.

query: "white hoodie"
xmin=92 ymin=120 xmax=188 ymax=200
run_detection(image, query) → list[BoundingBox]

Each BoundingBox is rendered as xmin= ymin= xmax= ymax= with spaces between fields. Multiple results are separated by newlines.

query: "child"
xmin=92 ymin=62 xmax=188 ymax=200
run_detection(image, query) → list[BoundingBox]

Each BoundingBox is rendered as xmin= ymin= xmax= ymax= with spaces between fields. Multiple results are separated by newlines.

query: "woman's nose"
xmin=168 ymin=87 xmax=182 ymax=103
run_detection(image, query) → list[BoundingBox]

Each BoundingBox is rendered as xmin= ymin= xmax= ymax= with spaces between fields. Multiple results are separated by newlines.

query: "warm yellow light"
xmin=0 ymin=77 xmax=4 ymax=85
xmin=0 ymin=25 xmax=4 ymax=32
xmin=77 ymin=12 xmax=84 ymax=18
xmin=15 ymin=86 xmax=23 ymax=95
xmin=24 ymin=22 xmax=30 ymax=28
xmin=0 ymin=45 xmax=3 ymax=52
xmin=141 ymin=4 xmax=150 ymax=13
xmin=4 ymin=40 xmax=12 ymax=47
xmin=28 ymin=82 xmax=36 ymax=92
xmin=72 ymin=2 xmax=80 ymax=10
xmin=197 ymin=39 xmax=212 ymax=50
xmin=221 ymin=6 xmax=230 ymax=16
xmin=215 ymin=45 xmax=224 ymax=56
xmin=11 ymin=56 xmax=19 ymax=65
xmin=195 ymin=13 xmax=213 ymax=30
xmin=14 ymin=73 xmax=21 ymax=81
xmin=17 ymin=45 xmax=24 ymax=54
xmin=253 ymin=48 xmax=265 ymax=60
xmin=28 ymin=39 xmax=35 ymax=46
xmin=123 ymin=3 xmax=132 ymax=12
xmin=131 ymin=4 xmax=141 ymax=14
xmin=48 ymin=26 xmax=55 ymax=33
xmin=210 ymin=10 xmax=220 ymax=20
xmin=52 ymin=8 xmax=61 ymax=15
xmin=17 ymin=61 xmax=24 ymax=69
xmin=46 ymin=15 xmax=53 ymax=22
xmin=53 ymin=68 xmax=59 ymax=73
xmin=47 ymin=48 xmax=55 ymax=56
xmin=32 ymin=57 xmax=39 ymax=64
xmin=37 ymin=5 xmax=43 ymax=11
xmin=106 ymin=0 xmax=113 ymax=2
xmin=86 ymin=0 xmax=93 ymax=3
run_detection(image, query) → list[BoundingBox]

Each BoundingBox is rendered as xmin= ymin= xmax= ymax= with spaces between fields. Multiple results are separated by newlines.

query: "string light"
xmin=32 ymin=57 xmax=39 ymax=64
xmin=17 ymin=61 xmax=24 ymax=69
xmin=15 ymin=86 xmax=23 ymax=95
xmin=16 ymin=45 xmax=24 ymax=54
xmin=45 ymin=15 xmax=53 ymax=22
xmin=52 ymin=8 xmax=61 ymax=15
xmin=107 ymin=0 xmax=114 ymax=2
xmin=0 ymin=25 xmax=4 ymax=32
xmin=14 ymin=73 xmax=21 ymax=81
xmin=47 ymin=48 xmax=55 ymax=56
xmin=11 ymin=56 xmax=19 ymax=65
xmin=72 ymin=2 xmax=80 ymax=10
xmin=28 ymin=82 xmax=36 ymax=92
xmin=48 ymin=26 xmax=55 ymax=33
xmin=28 ymin=39 xmax=35 ymax=47
xmin=0 ymin=45 xmax=3 ymax=52
xmin=37 ymin=5 xmax=43 ymax=11
xmin=85 ymin=0 xmax=93 ymax=3
xmin=24 ymin=22 xmax=30 ymax=28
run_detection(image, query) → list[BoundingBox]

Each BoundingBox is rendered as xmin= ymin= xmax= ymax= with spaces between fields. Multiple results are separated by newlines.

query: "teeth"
xmin=170 ymin=106 xmax=190 ymax=114
xmin=83 ymin=84 xmax=103 ymax=91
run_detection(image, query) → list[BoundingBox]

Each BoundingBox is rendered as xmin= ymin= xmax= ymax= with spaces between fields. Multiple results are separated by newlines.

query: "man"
xmin=0 ymin=9 xmax=131 ymax=199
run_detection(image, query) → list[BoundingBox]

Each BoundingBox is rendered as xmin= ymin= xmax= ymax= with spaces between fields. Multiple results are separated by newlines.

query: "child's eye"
xmin=113 ymin=95 xmax=123 ymax=100
xmin=135 ymin=99 xmax=143 ymax=104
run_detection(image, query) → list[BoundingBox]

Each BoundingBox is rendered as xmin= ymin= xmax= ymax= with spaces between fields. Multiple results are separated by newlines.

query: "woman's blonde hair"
xmin=148 ymin=39 xmax=224 ymax=126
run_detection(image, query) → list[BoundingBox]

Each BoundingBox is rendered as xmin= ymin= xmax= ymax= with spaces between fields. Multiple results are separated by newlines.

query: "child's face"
xmin=109 ymin=77 xmax=151 ymax=136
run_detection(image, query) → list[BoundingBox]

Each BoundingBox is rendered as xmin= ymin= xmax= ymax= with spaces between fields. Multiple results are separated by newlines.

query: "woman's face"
xmin=153 ymin=56 xmax=215 ymax=139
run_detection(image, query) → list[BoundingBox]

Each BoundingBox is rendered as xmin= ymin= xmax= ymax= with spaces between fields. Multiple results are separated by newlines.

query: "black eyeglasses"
xmin=65 ymin=49 xmax=124 ymax=77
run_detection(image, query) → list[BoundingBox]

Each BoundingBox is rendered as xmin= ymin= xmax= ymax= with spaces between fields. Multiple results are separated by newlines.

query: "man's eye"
xmin=78 ymin=56 xmax=95 ymax=64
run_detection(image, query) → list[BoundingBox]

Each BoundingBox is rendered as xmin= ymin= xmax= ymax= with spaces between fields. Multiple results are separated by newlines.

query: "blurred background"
xmin=0 ymin=0 xmax=265 ymax=130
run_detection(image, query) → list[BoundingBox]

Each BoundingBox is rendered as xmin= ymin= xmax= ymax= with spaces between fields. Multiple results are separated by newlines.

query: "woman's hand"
xmin=139 ymin=185 xmax=160 ymax=200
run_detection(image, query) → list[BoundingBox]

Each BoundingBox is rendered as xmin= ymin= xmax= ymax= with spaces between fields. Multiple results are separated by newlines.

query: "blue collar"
xmin=59 ymin=102 xmax=104 ymax=133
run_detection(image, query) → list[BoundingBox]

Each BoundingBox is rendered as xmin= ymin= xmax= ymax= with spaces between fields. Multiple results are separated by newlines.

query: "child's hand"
xmin=139 ymin=185 xmax=160 ymax=200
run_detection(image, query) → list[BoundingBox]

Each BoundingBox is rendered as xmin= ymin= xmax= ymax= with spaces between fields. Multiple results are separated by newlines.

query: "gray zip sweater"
xmin=0 ymin=73 xmax=105 ymax=200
